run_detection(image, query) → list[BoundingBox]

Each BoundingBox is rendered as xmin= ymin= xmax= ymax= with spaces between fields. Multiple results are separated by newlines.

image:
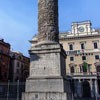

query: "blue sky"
xmin=0 ymin=0 xmax=100 ymax=57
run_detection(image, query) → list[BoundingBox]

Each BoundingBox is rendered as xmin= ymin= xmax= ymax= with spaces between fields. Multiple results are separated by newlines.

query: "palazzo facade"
xmin=60 ymin=20 xmax=100 ymax=99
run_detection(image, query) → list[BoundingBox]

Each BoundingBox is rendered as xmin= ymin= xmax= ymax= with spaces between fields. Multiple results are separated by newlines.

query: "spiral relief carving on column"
xmin=38 ymin=0 xmax=59 ymax=43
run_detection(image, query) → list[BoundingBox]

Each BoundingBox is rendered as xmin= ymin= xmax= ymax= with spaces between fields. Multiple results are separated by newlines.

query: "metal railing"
xmin=66 ymin=48 xmax=100 ymax=56
xmin=0 ymin=81 xmax=25 ymax=100
xmin=66 ymin=72 xmax=99 ymax=76
xmin=66 ymin=50 xmax=81 ymax=55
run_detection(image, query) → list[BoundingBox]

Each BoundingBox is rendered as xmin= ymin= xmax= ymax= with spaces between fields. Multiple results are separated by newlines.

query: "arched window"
xmin=82 ymin=65 xmax=87 ymax=72
xmin=80 ymin=62 xmax=88 ymax=73
xmin=69 ymin=63 xmax=77 ymax=74
xmin=70 ymin=66 xmax=75 ymax=73
xmin=96 ymin=65 xmax=100 ymax=73
xmin=83 ymin=62 xmax=88 ymax=72
xmin=82 ymin=80 xmax=91 ymax=97
xmin=94 ymin=62 xmax=100 ymax=73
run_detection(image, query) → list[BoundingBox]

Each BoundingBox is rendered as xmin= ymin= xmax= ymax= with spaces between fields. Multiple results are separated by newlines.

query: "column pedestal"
xmin=22 ymin=42 xmax=72 ymax=100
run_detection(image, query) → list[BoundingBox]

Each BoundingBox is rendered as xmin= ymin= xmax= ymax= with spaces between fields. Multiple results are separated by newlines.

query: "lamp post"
xmin=17 ymin=80 xmax=19 ymax=100
xmin=7 ymin=80 xmax=9 ymax=100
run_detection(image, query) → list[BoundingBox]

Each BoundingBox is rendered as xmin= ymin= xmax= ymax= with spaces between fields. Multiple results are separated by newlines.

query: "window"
xmin=4 ymin=72 xmax=7 ymax=78
xmin=0 ymin=87 xmax=3 ymax=93
xmin=81 ymin=43 xmax=85 ymax=49
xmin=35 ymin=94 xmax=38 ymax=99
xmin=70 ymin=57 xmax=74 ymax=61
xmin=80 ymin=62 xmax=88 ymax=73
xmin=17 ymin=62 xmax=20 ymax=67
xmin=69 ymin=44 xmax=73 ymax=50
xmin=16 ymin=69 xmax=20 ymax=74
xmin=80 ymin=66 xmax=83 ymax=72
xmin=21 ymin=64 xmax=24 ymax=70
xmin=82 ymin=65 xmax=87 ymax=72
xmin=0 ymin=55 xmax=2 ymax=62
xmin=82 ymin=56 xmax=86 ymax=60
xmin=94 ymin=42 xmax=98 ymax=49
xmin=95 ymin=55 xmax=99 ymax=60
xmin=70 ymin=66 xmax=75 ymax=73
xmin=96 ymin=65 xmax=100 ymax=72
xmin=0 ymin=67 xmax=2 ymax=80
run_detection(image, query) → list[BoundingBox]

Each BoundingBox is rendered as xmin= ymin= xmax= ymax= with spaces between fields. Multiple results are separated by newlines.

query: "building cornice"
xmin=0 ymin=41 xmax=10 ymax=48
xmin=60 ymin=34 xmax=100 ymax=41
xmin=0 ymin=52 xmax=10 ymax=58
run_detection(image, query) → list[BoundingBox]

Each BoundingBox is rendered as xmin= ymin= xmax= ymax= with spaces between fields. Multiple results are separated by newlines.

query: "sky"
xmin=0 ymin=0 xmax=100 ymax=57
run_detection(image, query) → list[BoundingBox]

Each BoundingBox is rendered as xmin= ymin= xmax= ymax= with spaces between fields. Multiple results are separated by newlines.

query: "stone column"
xmin=74 ymin=79 xmax=77 ymax=97
xmin=77 ymin=79 xmax=82 ymax=97
xmin=94 ymin=79 xmax=98 ymax=99
xmin=38 ymin=0 xmax=59 ymax=42
xmin=22 ymin=0 xmax=72 ymax=99
xmin=90 ymin=79 xmax=94 ymax=97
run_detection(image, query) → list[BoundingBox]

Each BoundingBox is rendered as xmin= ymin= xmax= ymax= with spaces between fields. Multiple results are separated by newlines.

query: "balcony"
xmin=69 ymin=72 xmax=97 ymax=75
xmin=82 ymin=48 xmax=100 ymax=53
xmin=66 ymin=50 xmax=81 ymax=55
xmin=66 ymin=72 xmax=98 ymax=79
xmin=66 ymin=49 xmax=100 ymax=55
